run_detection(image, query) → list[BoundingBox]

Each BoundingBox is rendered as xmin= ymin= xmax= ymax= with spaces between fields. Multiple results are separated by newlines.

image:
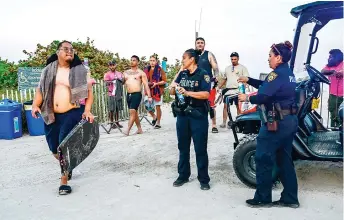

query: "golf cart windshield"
xmin=293 ymin=22 xmax=316 ymax=81
xmin=290 ymin=1 xmax=343 ymax=81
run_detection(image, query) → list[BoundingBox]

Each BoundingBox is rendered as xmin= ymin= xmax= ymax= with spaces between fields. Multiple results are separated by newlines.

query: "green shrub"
xmin=0 ymin=38 xmax=181 ymax=104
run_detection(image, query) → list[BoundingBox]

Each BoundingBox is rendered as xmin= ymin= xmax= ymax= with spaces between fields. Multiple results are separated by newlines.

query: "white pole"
xmin=199 ymin=8 xmax=202 ymax=35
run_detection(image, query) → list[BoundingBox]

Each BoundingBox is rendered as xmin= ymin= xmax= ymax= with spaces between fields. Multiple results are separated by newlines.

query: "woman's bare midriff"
xmin=53 ymin=84 xmax=77 ymax=113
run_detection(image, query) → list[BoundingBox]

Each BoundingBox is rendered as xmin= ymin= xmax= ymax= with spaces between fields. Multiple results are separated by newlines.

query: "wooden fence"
xmin=0 ymin=80 xmax=157 ymax=126
xmin=1 ymin=79 xmax=339 ymax=129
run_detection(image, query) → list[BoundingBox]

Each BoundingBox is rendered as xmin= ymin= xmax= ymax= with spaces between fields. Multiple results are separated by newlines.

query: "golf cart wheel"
xmin=233 ymin=134 xmax=279 ymax=188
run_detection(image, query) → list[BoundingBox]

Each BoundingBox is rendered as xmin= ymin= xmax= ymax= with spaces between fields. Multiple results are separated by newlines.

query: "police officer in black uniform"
xmin=170 ymin=48 xmax=211 ymax=190
xmin=171 ymin=37 xmax=220 ymax=133
xmin=238 ymin=41 xmax=300 ymax=208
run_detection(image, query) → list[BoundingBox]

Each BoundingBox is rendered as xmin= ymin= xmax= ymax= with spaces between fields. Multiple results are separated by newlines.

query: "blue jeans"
xmin=254 ymin=115 xmax=299 ymax=204
xmin=44 ymin=106 xmax=84 ymax=154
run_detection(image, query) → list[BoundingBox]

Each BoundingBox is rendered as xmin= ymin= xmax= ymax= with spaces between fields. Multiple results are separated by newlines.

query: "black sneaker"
xmin=200 ymin=183 xmax=210 ymax=190
xmin=173 ymin=179 xmax=188 ymax=187
xmin=272 ymin=200 xmax=300 ymax=208
xmin=246 ymin=199 xmax=273 ymax=208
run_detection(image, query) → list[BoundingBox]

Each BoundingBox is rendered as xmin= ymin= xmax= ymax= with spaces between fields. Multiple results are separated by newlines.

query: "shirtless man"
xmin=123 ymin=55 xmax=152 ymax=136
xmin=31 ymin=41 xmax=94 ymax=195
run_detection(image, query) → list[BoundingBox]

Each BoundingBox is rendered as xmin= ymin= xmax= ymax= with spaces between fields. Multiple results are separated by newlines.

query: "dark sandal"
xmin=154 ymin=125 xmax=161 ymax=129
xmin=59 ymin=185 xmax=72 ymax=195
xmin=212 ymin=127 xmax=218 ymax=133
xmin=152 ymin=119 xmax=157 ymax=126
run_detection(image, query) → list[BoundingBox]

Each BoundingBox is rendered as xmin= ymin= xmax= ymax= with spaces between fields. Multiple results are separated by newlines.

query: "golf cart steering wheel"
xmin=305 ymin=64 xmax=330 ymax=85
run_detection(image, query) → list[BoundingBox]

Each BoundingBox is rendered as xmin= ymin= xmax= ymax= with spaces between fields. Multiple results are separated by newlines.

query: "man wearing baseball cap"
xmin=104 ymin=60 xmax=124 ymax=128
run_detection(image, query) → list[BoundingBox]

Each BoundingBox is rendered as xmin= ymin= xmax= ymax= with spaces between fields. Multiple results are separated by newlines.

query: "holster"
xmin=184 ymin=106 xmax=203 ymax=118
xmin=171 ymin=101 xmax=183 ymax=117
xmin=267 ymin=110 xmax=278 ymax=131
xmin=275 ymin=103 xmax=298 ymax=120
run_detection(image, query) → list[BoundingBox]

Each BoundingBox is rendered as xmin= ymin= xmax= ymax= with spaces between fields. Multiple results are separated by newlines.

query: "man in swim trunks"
xmin=123 ymin=55 xmax=152 ymax=136
xmin=31 ymin=41 xmax=94 ymax=195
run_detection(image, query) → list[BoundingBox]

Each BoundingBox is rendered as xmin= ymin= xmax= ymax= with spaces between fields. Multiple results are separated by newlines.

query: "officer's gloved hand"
xmin=212 ymin=77 xmax=218 ymax=89
xmin=211 ymin=77 xmax=218 ymax=83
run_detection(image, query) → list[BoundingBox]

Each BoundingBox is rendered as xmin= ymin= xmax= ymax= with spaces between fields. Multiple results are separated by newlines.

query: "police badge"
xmin=267 ymin=72 xmax=278 ymax=82
xmin=204 ymin=75 xmax=210 ymax=83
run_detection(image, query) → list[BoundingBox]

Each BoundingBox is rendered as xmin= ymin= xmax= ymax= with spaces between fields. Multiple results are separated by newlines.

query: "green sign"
xmin=17 ymin=67 xmax=44 ymax=90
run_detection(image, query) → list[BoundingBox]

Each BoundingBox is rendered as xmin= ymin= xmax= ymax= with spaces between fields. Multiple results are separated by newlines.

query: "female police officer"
xmin=170 ymin=48 xmax=211 ymax=190
xmin=237 ymin=41 xmax=300 ymax=208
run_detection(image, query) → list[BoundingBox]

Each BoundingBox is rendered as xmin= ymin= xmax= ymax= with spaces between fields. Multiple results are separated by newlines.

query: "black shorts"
xmin=225 ymin=96 xmax=238 ymax=106
xmin=222 ymin=88 xmax=238 ymax=106
xmin=127 ymin=92 xmax=142 ymax=110
xmin=44 ymin=106 xmax=84 ymax=154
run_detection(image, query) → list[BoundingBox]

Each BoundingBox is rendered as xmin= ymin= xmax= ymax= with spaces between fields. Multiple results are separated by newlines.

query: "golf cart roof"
xmin=291 ymin=1 xmax=343 ymax=18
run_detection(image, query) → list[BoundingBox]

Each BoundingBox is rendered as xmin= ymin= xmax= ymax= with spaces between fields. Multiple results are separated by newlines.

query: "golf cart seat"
xmin=302 ymin=110 xmax=343 ymax=157
xmin=296 ymin=84 xmax=343 ymax=157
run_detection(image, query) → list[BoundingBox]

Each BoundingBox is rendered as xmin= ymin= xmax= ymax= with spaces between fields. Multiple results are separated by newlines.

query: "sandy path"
xmin=0 ymin=104 xmax=342 ymax=220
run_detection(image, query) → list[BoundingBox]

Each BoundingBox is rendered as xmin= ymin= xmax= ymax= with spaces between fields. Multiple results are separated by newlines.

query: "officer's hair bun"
xmin=284 ymin=41 xmax=293 ymax=50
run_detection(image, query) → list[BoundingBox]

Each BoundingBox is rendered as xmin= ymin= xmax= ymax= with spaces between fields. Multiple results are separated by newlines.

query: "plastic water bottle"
xmin=238 ymin=82 xmax=245 ymax=94
xmin=176 ymin=87 xmax=185 ymax=105
xmin=238 ymin=83 xmax=248 ymax=111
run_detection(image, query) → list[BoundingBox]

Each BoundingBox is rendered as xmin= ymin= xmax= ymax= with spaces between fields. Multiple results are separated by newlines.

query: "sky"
xmin=0 ymin=0 xmax=343 ymax=78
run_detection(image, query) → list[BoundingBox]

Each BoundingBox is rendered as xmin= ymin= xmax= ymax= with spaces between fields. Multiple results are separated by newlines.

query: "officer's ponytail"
xmin=271 ymin=41 xmax=293 ymax=63
xmin=185 ymin=49 xmax=202 ymax=64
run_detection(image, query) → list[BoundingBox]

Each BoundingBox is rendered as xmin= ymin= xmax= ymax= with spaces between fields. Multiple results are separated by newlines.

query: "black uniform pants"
xmin=254 ymin=115 xmax=299 ymax=204
xmin=176 ymin=113 xmax=210 ymax=184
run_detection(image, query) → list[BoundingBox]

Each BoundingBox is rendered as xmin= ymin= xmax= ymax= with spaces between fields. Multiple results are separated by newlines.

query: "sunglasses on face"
xmin=271 ymin=44 xmax=281 ymax=55
xmin=59 ymin=47 xmax=74 ymax=53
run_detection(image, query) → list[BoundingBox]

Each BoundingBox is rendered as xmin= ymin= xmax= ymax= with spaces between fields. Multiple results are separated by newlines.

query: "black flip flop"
xmin=59 ymin=185 xmax=72 ymax=195
xmin=212 ymin=127 xmax=219 ymax=133
xmin=154 ymin=125 xmax=161 ymax=129
xmin=152 ymin=119 xmax=157 ymax=126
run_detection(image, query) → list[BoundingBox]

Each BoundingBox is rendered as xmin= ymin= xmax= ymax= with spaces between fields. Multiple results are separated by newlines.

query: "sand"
xmin=0 ymin=101 xmax=343 ymax=220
